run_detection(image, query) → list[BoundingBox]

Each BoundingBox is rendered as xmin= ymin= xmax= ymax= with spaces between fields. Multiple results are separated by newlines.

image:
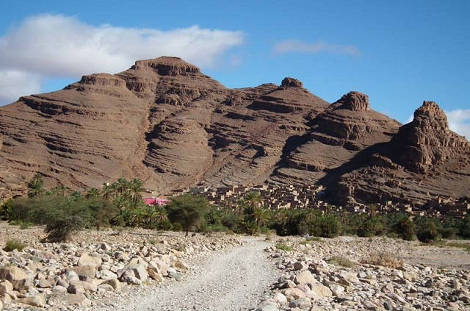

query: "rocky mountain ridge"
xmin=0 ymin=56 xmax=468 ymax=206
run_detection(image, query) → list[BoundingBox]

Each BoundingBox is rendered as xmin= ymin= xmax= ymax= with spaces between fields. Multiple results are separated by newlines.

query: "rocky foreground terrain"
xmin=0 ymin=56 xmax=468 ymax=206
xmin=1 ymin=221 xmax=470 ymax=310
xmin=0 ymin=222 xmax=242 ymax=310
xmin=259 ymin=236 xmax=470 ymax=311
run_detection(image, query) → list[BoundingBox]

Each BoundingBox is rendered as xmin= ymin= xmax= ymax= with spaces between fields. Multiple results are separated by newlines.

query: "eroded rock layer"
xmin=0 ymin=57 xmax=468 ymax=205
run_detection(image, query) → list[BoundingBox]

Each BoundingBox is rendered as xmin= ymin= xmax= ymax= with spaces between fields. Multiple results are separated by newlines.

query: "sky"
xmin=0 ymin=0 xmax=469 ymax=137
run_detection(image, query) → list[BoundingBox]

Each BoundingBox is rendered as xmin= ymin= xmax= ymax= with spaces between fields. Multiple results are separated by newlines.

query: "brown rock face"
xmin=270 ymin=91 xmax=400 ymax=186
xmin=281 ymin=77 xmax=303 ymax=88
xmin=0 ymin=57 xmax=468 ymax=205
xmin=330 ymin=101 xmax=470 ymax=205
xmin=392 ymin=101 xmax=468 ymax=172
xmin=333 ymin=91 xmax=369 ymax=111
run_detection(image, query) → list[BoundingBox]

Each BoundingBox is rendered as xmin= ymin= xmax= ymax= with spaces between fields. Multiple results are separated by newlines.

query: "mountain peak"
xmin=131 ymin=56 xmax=200 ymax=75
xmin=281 ymin=77 xmax=303 ymax=88
xmin=333 ymin=91 xmax=370 ymax=111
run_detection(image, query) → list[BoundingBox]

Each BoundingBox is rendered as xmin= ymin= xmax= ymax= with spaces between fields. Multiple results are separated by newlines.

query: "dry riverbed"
xmin=259 ymin=236 xmax=470 ymax=311
xmin=1 ymin=222 xmax=470 ymax=310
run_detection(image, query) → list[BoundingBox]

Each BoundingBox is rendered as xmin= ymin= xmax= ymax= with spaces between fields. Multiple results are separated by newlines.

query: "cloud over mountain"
xmin=0 ymin=14 xmax=243 ymax=103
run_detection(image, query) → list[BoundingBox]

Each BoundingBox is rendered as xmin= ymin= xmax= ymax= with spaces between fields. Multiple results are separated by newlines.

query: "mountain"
xmin=0 ymin=56 xmax=468 ymax=205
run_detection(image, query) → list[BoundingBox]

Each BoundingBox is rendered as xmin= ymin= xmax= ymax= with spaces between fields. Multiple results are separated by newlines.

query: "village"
xmin=143 ymin=183 xmax=470 ymax=218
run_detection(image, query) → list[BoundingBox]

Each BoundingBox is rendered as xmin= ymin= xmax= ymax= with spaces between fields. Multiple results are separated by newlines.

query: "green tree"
xmin=27 ymin=173 xmax=44 ymax=198
xmin=166 ymin=194 xmax=209 ymax=236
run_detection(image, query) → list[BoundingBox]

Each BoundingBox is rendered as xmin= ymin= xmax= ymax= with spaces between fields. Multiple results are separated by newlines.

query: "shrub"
xmin=392 ymin=216 xmax=415 ymax=241
xmin=362 ymin=252 xmax=403 ymax=269
xmin=3 ymin=239 xmax=27 ymax=252
xmin=298 ymin=212 xmax=341 ymax=238
xmin=416 ymin=221 xmax=441 ymax=243
xmin=460 ymin=216 xmax=470 ymax=238
xmin=357 ymin=216 xmax=385 ymax=237
xmin=327 ymin=256 xmax=355 ymax=268
xmin=166 ymin=194 xmax=209 ymax=236
xmin=275 ymin=242 xmax=293 ymax=251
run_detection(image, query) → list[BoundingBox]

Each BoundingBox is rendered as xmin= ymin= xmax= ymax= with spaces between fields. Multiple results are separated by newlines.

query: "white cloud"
xmin=0 ymin=70 xmax=41 ymax=103
xmin=273 ymin=40 xmax=359 ymax=55
xmin=446 ymin=109 xmax=470 ymax=139
xmin=0 ymin=14 xmax=243 ymax=104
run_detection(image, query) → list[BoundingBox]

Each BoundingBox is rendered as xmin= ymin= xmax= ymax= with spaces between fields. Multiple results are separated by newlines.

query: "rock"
xmin=0 ymin=280 xmax=13 ymax=295
xmin=295 ymin=270 xmax=316 ymax=285
xmin=52 ymin=285 xmax=67 ymax=293
xmin=98 ymin=283 xmax=114 ymax=292
xmin=338 ymin=271 xmax=360 ymax=286
xmin=71 ymin=265 xmax=96 ymax=279
xmin=293 ymin=261 xmax=305 ymax=270
xmin=334 ymin=91 xmax=369 ymax=111
xmin=99 ymin=269 xmax=118 ymax=280
xmin=129 ymin=264 xmax=148 ymax=281
xmin=65 ymin=270 xmax=79 ymax=282
xmin=149 ymin=259 xmax=169 ymax=276
xmin=289 ymin=297 xmax=311 ymax=308
xmin=167 ymin=268 xmax=182 ymax=281
xmin=148 ymin=268 xmax=163 ymax=282
xmin=283 ymin=287 xmax=306 ymax=300
xmin=174 ymin=260 xmax=189 ymax=270
xmin=18 ymin=294 xmax=46 ymax=307
xmin=78 ymin=253 xmax=102 ymax=268
xmin=273 ymin=292 xmax=287 ymax=305
xmin=102 ymin=278 xmax=121 ymax=291
xmin=328 ymin=283 xmax=345 ymax=296
xmin=0 ymin=266 xmax=30 ymax=290
xmin=67 ymin=282 xmax=85 ymax=294
xmin=310 ymin=283 xmax=333 ymax=298
xmin=99 ymin=242 xmax=111 ymax=251
xmin=119 ymin=270 xmax=141 ymax=285
xmin=281 ymin=77 xmax=303 ymax=88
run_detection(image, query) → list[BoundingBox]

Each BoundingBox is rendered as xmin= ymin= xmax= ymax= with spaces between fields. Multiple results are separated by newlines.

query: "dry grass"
xmin=327 ymin=256 xmax=356 ymax=268
xmin=362 ymin=251 xmax=403 ymax=269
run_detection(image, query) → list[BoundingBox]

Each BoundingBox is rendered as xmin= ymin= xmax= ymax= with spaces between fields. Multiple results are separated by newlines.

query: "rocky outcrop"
xmin=281 ymin=77 xmax=303 ymax=88
xmin=331 ymin=101 xmax=470 ymax=205
xmin=270 ymin=91 xmax=400 ymax=186
xmin=391 ymin=101 xmax=470 ymax=172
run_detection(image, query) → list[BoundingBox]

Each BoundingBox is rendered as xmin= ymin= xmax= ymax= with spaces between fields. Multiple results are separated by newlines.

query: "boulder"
xmin=295 ymin=270 xmax=316 ymax=285
xmin=78 ymin=253 xmax=102 ymax=268
xmin=0 ymin=266 xmax=31 ymax=290
xmin=310 ymin=283 xmax=333 ymax=299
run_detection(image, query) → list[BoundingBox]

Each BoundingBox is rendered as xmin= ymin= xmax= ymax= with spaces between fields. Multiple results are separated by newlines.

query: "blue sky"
xmin=0 ymin=0 xmax=469 ymax=136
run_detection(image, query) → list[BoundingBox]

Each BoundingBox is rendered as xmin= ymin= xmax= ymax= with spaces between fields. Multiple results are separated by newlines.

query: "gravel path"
xmin=99 ymin=237 xmax=279 ymax=311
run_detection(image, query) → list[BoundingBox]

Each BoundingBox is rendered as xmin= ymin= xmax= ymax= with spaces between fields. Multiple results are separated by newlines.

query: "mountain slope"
xmin=0 ymin=57 xmax=468 ymax=206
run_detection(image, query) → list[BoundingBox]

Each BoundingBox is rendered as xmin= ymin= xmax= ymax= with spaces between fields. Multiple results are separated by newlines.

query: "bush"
xmin=275 ymin=242 xmax=293 ymax=251
xmin=298 ymin=212 xmax=341 ymax=238
xmin=392 ymin=216 xmax=415 ymax=241
xmin=327 ymin=256 xmax=355 ymax=268
xmin=166 ymin=194 xmax=209 ymax=236
xmin=362 ymin=252 xmax=403 ymax=269
xmin=416 ymin=221 xmax=441 ymax=243
xmin=460 ymin=216 xmax=470 ymax=238
xmin=357 ymin=216 xmax=385 ymax=237
xmin=3 ymin=239 xmax=27 ymax=252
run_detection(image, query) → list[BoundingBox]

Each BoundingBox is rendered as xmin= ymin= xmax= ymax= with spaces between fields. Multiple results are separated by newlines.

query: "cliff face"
xmin=331 ymin=101 xmax=470 ymax=205
xmin=0 ymin=57 xmax=468 ymax=205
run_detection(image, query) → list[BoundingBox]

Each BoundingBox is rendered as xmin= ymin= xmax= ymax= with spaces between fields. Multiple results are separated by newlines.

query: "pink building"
xmin=144 ymin=197 xmax=169 ymax=206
